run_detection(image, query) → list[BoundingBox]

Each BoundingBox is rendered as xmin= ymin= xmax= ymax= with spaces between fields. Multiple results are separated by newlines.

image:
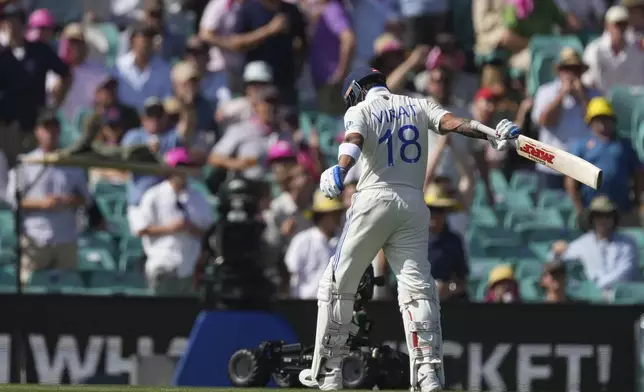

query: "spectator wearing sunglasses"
xmin=582 ymin=5 xmax=644 ymax=93
xmin=119 ymin=0 xmax=185 ymax=62
xmin=531 ymin=47 xmax=601 ymax=190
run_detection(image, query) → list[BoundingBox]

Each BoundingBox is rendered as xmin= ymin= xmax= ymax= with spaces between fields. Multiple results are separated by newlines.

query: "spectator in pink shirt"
xmin=199 ymin=0 xmax=245 ymax=94
xmin=308 ymin=0 xmax=355 ymax=116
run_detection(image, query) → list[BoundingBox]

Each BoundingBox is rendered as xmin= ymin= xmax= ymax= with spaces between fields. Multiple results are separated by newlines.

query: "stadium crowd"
xmin=0 ymin=0 xmax=643 ymax=305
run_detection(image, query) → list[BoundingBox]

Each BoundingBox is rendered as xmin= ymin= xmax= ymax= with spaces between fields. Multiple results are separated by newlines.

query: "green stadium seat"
xmin=565 ymin=259 xmax=587 ymax=281
xmin=528 ymin=35 xmax=584 ymax=95
xmin=567 ymin=280 xmax=604 ymax=303
xmin=0 ymin=209 xmax=15 ymax=236
xmin=124 ymin=288 xmax=154 ymax=296
xmin=607 ymin=85 xmax=644 ymax=137
xmin=470 ymin=206 xmax=499 ymax=228
xmin=27 ymin=270 xmax=85 ymax=291
xmin=467 ymin=279 xmax=483 ymax=301
xmin=118 ymin=251 xmax=145 ymax=273
xmin=620 ymin=227 xmax=644 ymax=250
xmin=71 ymin=107 xmax=93 ymax=135
xmin=0 ymin=264 xmax=15 ymax=284
xmin=634 ymin=121 xmax=644 ymax=161
xmin=489 ymin=169 xmax=509 ymax=193
xmin=58 ymin=111 xmax=83 ymax=147
xmin=23 ymin=286 xmax=49 ymax=294
xmin=486 ymin=245 xmax=538 ymax=259
xmin=98 ymin=22 xmax=121 ymax=68
xmin=88 ymin=270 xmax=147 ymax=291
xmin=528 ymin=242 xmax=551 ymax=261
xmin=93 ymin=181 xmax=126 ymax=198
xmin=450 ymin=0 xmax=475 ymax=52
xmin=299 ymin=111 xmax=317 ymax=139
xmin=0 ymin=250 xmax=16 ymax=265
xmin=567 ymin=211 xmax=581 ymax=230
xmin=504 ymin=208 xmax=565 ymax=230
xmin=0 ymin=284 xmax=16 ymax=293
xmin=120 ymin=236 xmax=143 ymax=254
xmin=493 ymin=190 xmax=534 ymax=212
xmin=537 ymin=189 xmax=575 ymax=213
xmin=469 ymin=259 xmax=505 ymax=279
xmin=95 ymin=194 xmax=127 ymax=220
xmin=612 ymin=282 xmax=644 ymax=304
xmin=514 ymin=260 xmax=545 ymax=279
xmin=78 ymin=247 xmax=117 ymax=271
xmin=78 ymin=231 xmax=117 ymax=258
xmin=509 ymin=171 xmax=539 ymax=194
xmin=519 ymin=277 xmax=544 ymax=302
xmin=475 ymin=227 xmax=522 ymax=247
xmin=466 ymin=239 xmax=489 ymax=258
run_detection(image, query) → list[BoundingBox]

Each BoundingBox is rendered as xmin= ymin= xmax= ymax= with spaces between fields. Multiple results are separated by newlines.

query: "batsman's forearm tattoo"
xmin=452 ymin=119 xmax=489 ymax=140
xmin=439 ymin=116 xmax=488 ymax=140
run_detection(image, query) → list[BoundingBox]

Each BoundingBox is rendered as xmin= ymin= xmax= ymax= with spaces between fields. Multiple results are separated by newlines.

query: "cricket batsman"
xmin=298 ymin=67 xmax=520 ymax=392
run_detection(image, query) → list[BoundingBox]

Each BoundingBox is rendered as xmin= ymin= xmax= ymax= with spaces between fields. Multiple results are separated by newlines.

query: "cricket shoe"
xmin=415 ymin=365 xmax=443 ymax=392
xmin=299 ymin=368 xmax=343 ymax=390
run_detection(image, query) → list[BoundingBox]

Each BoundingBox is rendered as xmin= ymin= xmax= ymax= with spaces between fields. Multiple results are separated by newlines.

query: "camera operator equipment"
xmin=227 ymin=265 xmax=410 ymax=389
xmin=198 ymin=177 xmax=276 ymax=310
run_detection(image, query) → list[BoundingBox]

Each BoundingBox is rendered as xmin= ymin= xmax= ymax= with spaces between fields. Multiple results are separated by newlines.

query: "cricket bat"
xmin=471 ymin=122 xmax=603 ymax=190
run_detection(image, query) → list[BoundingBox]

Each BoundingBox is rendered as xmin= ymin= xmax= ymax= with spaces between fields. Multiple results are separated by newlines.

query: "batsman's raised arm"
xmin=438 ymin=115 xmax=488 ymax=140
xmin=426 ymin=98 xmax=521 ymax=150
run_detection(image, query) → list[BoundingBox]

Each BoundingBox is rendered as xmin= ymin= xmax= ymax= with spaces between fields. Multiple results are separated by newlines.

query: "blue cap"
xmin=342 ymin=67 xmax=385 ymax=97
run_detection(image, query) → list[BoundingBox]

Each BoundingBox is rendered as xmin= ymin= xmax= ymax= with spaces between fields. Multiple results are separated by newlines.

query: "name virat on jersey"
xmin=372 ymin=104 xmax=418 ymax=123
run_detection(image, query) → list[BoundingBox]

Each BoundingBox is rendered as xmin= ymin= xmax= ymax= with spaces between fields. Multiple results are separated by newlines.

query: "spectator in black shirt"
xmin=425 ymin=182 xmax=469 ymax=302
xmin=0 ymin=3 xmax=70 ymax=166
xmin=233 ymin=0 xmax=307 ymax=105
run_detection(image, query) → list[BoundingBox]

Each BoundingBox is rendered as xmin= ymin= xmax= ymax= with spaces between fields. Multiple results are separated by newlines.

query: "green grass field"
xmin=0 ymin=387 xmax=467 ymax=392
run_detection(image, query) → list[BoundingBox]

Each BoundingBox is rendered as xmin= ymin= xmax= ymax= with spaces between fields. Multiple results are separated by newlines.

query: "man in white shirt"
xmin=131 ymin=147 xmax=215 ymax=295
xmin=209 ymin=85 xmax=289 ymax=180
xmin=7 ymin=111 xmax=90 ymax=283
xmin=47 ymin=23 xmax=109 ymax=122
xmin=114 ymin=23 xmax=173 ymax=111
xmin=215 ymin=61 xmax=274 ymax=131
xmin=531 ymin=47 xmax=601 ymax=189
xmin=285 ymin=190 xmax=344 ymax=299
xmin=583 ymin=5 xmax=644 ymax=93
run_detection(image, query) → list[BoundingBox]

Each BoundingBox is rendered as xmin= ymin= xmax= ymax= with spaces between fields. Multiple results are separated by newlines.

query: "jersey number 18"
xmin=378 ymin=125 xmax=422 ymax=167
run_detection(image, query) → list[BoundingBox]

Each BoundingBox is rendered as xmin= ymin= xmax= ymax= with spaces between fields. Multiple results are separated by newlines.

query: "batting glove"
xmin=488 ymin=119 xmax=521 ymax=150
xmin=320 ymin=165 xmax=347 ymax=199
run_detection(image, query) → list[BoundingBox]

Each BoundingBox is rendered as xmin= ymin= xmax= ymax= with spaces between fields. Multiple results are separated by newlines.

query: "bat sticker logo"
xmin=520 ymin=144 xmax=555 ymax=164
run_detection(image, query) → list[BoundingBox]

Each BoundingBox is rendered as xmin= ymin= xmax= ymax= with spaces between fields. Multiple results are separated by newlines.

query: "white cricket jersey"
xmin=344 ymin=87 xmax=450 ymax=191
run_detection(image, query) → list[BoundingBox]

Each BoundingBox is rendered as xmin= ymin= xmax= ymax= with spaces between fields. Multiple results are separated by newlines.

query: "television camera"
xmin=198 ymin=177 xmax=275 ymax=310
xmin=227 ymin=266 xmax=410 ymax=389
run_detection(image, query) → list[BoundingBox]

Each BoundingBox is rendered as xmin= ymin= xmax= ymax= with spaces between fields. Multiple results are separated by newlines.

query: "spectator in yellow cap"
xmin=284 ymin=191 xmax=345 ymax=299
xmin=484 ymin=264 xmax=521 ymax=303
xmin=425 ymin=182 xmax=469 ymax=303
xmin=566 ymin=97 xmax=643 ymax=226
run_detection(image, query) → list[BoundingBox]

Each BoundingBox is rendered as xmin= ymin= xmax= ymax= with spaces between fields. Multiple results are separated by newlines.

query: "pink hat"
xmin=268 ymin=140 xmax=296 ymax=162
xmin=28 ymin=9 xmax=55 ymax=28
xmin=425 ymin=46 xmax=465 ymax=71
xmin=165 ymin=147 xmax=192 ymax=167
